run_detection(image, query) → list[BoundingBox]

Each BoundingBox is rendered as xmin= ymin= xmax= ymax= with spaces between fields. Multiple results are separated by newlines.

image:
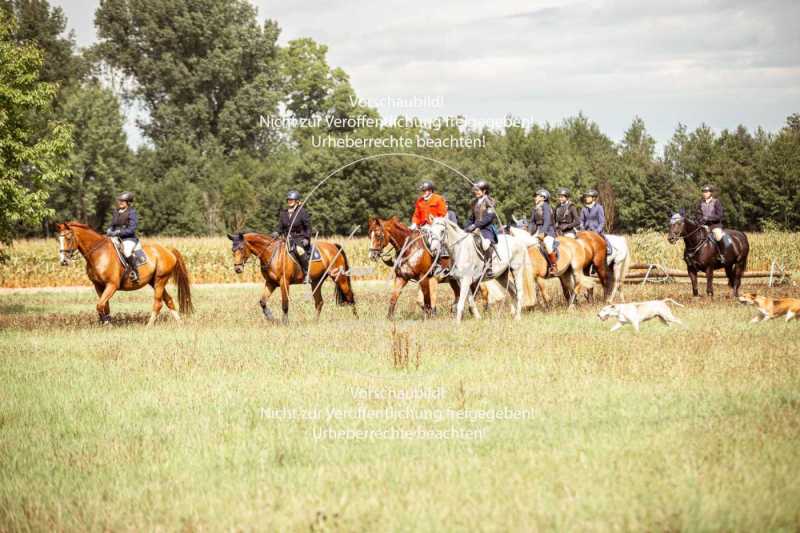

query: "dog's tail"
xmin=662 ymin=298 xmax=684 ymax=307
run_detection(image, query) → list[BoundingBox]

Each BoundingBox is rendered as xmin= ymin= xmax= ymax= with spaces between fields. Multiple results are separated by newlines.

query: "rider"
xmin=106 ymin=191 xmax=140 ymax=282
xmin=276 ymin=190 xmax=312 ymax=283
xmin=410 ymin=181 xmax=448 ymax=229
xmin=528 ymin=189 xmax=558 ymax=275
xmin=579 ymin=189 xmax=612 ymax=257
xmin=463 ymin=180 xmax=498 ymax=277
xmin=695 ymin=184 xmax=732 ymax=262
xmin=554 ymin=188 xmax=579 ymax=238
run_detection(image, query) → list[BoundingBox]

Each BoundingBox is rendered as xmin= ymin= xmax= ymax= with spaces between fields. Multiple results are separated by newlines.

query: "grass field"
xmin=2 ymin=278 xmax=800 ymax=531
xmin=2 ymin=231 xmax=799 ymax=287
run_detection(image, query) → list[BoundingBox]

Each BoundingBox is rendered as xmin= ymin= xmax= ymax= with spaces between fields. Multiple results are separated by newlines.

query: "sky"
xmin=55 ymin=0 xmax=800 ymax=150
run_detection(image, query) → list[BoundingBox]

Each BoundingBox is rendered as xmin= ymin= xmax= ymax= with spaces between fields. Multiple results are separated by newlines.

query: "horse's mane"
xmin=64 ymin=221 xmax=104 ymax=238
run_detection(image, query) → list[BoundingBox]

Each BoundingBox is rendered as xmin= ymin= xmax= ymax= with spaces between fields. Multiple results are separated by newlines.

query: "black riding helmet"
xmin=419 ymin=181 xmax=434 ymax=192
xmin=535 ymin=188 xmax=551 ymax=201
xmin=286 ymin=190 xmax=301 ymax=201
xmin=557 ymin=187 xmax=571 ymax=198
xmin=701 ymin=185 xmax=713 ymax=193
xmin=583 ymin=189 xmax=599 ymax=199
xmin=473 ymin=180 xmax=490 ymax=193
xmin=117 ymin=191 xmax=134 ymax=203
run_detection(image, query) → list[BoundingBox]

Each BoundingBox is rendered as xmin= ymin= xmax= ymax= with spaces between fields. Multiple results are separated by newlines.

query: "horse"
xmin=367 ymin=216 xmax=460 ymax=319
xmin=575 ymin=231 xmax=609 ymax=302
xmin=228 ymin=232 xmax=356 ymax=323
xmin=56 ymin=221 xmax=193 ymax=325
xmin=426 ymin=217 xmax=527 ymax=322
xmin=604 ymin=234 xmax=631 ymax=303
xmin=667 ymin=212 xmax=749 ymax=298
xmin=507 ymin=227 xmax=587 ymax=310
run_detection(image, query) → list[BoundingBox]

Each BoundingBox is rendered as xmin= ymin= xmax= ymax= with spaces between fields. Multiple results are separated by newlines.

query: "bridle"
xmin=669 ymin=215 xmax=709 ymax=258
xmin=369 ymin=225 xmax=396 ymax=264
xmin=232 ymin=241 xmax=250 ymax=270
xmin=58 ymin=232 xmax=77 ymax=260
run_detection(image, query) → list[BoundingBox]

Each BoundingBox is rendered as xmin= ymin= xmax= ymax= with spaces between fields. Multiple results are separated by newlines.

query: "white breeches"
xmin=711 ymin=228 xmax=723 ymax=241
xmin=122 ymin=239 xmax=136 ymax=257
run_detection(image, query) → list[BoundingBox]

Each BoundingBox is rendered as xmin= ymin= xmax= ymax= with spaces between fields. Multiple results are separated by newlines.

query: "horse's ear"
xmin=227 ymin=233 xmax=235 ymax=241
xmin=55 ymin=223 xmax=65 ymax=231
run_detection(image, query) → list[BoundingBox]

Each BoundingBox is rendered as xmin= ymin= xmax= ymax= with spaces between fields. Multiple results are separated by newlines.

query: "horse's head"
xmin=367 ymin=218 xmax=389 ymax=261
xmin=667 ymin=210 xmax=686 ymax=244
xmin=227 ymin=233 xmax=250 ymax=274
xmin=426 ymin=217 xmax=450 ymax=256
xmin=56 ymin=223 xmax=77 ymax=266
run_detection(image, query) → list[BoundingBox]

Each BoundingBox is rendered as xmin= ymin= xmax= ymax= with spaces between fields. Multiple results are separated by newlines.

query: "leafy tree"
xmin=0 ymin=13 xmax=72 ymax=247
xmin=48 ymin=82 xmax=130 ymax=228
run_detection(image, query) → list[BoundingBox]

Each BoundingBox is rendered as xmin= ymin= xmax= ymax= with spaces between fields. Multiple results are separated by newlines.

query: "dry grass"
xmin=1 ymin=279 xmax=799 ymax=531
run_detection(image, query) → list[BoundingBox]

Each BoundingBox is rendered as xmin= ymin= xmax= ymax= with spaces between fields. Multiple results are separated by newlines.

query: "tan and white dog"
xmin=738 ymin=293 xmax=800 ymax=323
xmin=597 ymin=299 xmax=684 ymax=332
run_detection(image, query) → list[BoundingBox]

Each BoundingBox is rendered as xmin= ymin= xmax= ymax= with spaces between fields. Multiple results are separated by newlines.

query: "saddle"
xmin=537 ymin=240 xmax=560 ymax=263
xmin=111 ymin=238 xmax=147 ymax=267
xmin=285 ymin=241 xmax=322 ymax=269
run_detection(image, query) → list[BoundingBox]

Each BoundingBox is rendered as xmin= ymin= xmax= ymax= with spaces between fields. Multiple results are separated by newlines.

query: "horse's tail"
xmin=333 ymin=245 xmax=356 ymax=306
xmin=171 ymin=248 xmax=194 ymax=315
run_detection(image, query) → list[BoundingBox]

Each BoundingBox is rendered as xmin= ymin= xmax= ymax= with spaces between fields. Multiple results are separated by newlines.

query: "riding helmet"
xmin=536 ymin=188 xmax=551 ymax=201
xmin=419 ymin=181 xmax=434 ymax=191
xmin=473 ymin=180 xmax=490 ymax=193
xmin=117 ymin=191 xmax=134 ymax=203
xmin=583 ymin=189 xmax=599 ymax=199
xmin=557 ymin=187 xmax=571 ymax=198
xmin=286 ymin=190 xmax=301 ymax=201
xmin=701 ymin=185 xmax=713 ymax=192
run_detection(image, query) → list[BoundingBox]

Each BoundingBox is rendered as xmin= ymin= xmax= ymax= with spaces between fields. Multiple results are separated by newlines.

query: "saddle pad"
xmin=310 ymin=247 xmax=322 ymax=262
xmin=538 ymin=242 xmax=560 ymax=261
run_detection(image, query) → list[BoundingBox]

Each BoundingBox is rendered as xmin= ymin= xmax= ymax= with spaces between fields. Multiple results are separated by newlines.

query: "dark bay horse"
xmin=56 ymin=222 xmax=193 ymax=325
xmin=228 ymin=232 xmax=356 ymax=323
xmin=367 ymin=216 xmax=459 ymax=318
xmin=668 ymin=212 xmax=749 ymax=298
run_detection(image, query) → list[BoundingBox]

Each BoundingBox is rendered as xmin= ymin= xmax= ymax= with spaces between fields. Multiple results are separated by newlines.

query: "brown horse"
xmin=367 ymin=216 xmax=459 ymax=318
xmin=228 ymin=232 xmax=356 ymax=323
xmin=508 ymin=227 xmax=588 ymax=309
xmin=668 ymin=212 xmax=749 ymax=298
xmin=56 ymin=222 xmax=193 ymax=325
xmin=575 ymin=231 xmax=609 ymax=302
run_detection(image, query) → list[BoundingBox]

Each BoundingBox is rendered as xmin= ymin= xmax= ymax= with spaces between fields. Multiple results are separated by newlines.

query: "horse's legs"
xmin=147 ymin=276 xmax=169 ymax=326
xmin=732 ymin=261 xmax=746 ymax=298
xmin=608 ymin=264 xmax=620 ymax=303
xmin=595 ymin=255 xmax=610 ymax=302
xmin=510 ymin=269 xmax=524 ymax=320
xmin=420 ymin=276 xmax=433 ymax=319
xmin=429 ymin=277 xmax=438 ymax=315
xmin=279 ymin=278 xmax=290 ymax=324
xmin=388 ymin=277 xmax=408 ymax=319
xmin=161 ymin=287 xmax=181 ymax=321
xmin=455 ymin=279 xmax=471 ymax=322
xmin=93 ymin=282 xmax=110 ymax=322
xmin=536 ymin=277 xmax=550 ymax=309
xmin=562 ymin=270 xmax=577 ymax=310
xmin=688 ymin=266 xmax=699 ymax=297
xmin=705 ymin=267 xmax=715 ymax=298
xmin=96 ymin=283 xmax=117 ymax=325
xmin=260 ymin=281 xmax=276 ymax=321
xmin=448 ymin=278 xmax=461 ymax=316
xmin=467 ymin=281 xmax=481 ymax=321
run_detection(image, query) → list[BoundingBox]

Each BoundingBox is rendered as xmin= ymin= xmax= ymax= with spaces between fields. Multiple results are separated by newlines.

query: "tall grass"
xmin=2 ymin=231 xmax=798 ymax=287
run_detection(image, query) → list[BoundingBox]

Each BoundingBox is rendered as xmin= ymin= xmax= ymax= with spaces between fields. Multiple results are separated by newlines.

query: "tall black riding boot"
xmin=126 ymin=255 xmax=139 ymax=282
xmin=298 ymin=253 xmax=310 ymax=283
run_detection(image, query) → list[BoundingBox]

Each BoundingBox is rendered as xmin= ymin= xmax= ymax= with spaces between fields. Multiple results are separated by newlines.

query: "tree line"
xmin=1 ymin=0 xmax=798 ymax=252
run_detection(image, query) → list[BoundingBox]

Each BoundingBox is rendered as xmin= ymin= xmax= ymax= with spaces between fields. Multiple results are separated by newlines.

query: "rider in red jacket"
xmin=411 ymin=181 xmax=448 ymax=229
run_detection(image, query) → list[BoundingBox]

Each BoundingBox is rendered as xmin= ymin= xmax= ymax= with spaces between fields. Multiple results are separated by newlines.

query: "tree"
xmin=0 ymin=13 xmax=72 ymax=248
xmin=94 ymin=0 xmax=283 ymax=153
xmin=48 ymin=82 xmax=130 ymax=228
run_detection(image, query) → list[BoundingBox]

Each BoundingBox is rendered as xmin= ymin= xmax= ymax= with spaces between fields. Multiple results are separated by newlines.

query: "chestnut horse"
xmin=668 ymin=212 xmax=749 ymax=298
xmin=575 ymin=231 xmax=609 ymax=302
xmin=508 ymin=227 xmax=588 ymax=309
xmin=367 ymin=216 xmax=459 ymax=318
xmin=56 ymin=222 xmax=193 ymax=325
xmin=228 ymin=232 xmax=356 ymax=323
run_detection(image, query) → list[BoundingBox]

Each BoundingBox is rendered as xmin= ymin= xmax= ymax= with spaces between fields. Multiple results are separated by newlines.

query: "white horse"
xmin=427 ymin=217 xmax=528 ymax=322
xmin=605 ymin=234 xmax=631 ymax=303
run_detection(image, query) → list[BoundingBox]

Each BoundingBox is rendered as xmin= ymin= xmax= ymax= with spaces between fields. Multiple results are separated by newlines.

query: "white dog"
xmin=597 ymin=299 xmax=684 ymax=332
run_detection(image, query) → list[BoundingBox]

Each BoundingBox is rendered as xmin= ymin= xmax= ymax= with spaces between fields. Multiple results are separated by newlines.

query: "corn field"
xmin=1 ymin=232 xmax=798 ymax=288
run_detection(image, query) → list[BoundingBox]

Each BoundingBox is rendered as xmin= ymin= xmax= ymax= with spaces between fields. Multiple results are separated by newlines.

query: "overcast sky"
xmin=55 ymin=0 xmax=800 ymax=150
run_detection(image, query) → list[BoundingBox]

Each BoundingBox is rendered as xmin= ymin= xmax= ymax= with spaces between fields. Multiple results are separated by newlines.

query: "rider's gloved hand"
xmin=464 ymin=224 xmax=476 ymax=233
xmin=301 ymin=238 xmax=309 ymax=247
xmin=409 ymin=223 xmax=417 ymax=230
